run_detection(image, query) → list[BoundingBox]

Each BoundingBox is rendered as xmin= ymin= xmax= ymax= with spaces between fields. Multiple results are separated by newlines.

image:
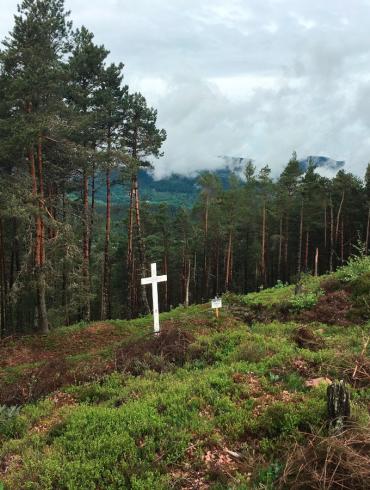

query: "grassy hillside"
xmin=0 ymin=259 xmax=369 ymax=489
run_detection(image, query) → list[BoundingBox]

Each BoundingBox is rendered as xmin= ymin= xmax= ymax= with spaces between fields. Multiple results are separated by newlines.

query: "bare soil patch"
xmin=300 ymin=290 xmax=353 ymax=326
xmin=0 ymin=322 xmax=123 ymax=369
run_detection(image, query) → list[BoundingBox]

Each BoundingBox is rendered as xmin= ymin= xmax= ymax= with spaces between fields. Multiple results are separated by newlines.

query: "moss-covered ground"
xmin=0 ymin=261 xmax=369 ymax=489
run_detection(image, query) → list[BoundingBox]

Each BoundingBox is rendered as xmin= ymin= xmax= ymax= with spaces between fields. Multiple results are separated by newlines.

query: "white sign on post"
xmin=141 ymin=263 xmax=167 ymax=333
xmin=211 ymin=297 xmax=222 ymax=309
xmin=211 ymin=296 xmax=222 ymax=318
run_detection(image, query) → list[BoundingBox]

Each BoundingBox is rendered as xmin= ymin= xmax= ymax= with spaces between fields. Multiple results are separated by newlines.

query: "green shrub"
xmin=348 ymin=272 xmax=370 ymax=320
xmin=255 ymin=461 xmax=283 ymax=489
xmin=289 ymin=290 xmax=323 ymax=311
xmin=0 ymin=405 xmax=26 ymax=440
xmin=256 ymin=395 xmax=326 ymax=438
xmin=350 ymin=271 xmax=370 ymax=297
xmin=233 ymin=340 xmax=271 ymax=363
xmin=273 ymin=280 xmax=289 ymax=289
xmin=191 ymin=330 xmax=247 ymax=365
xmin=283 ymin=373 xmax=305 ymax=392
xmin=336 ymin=254 xmax=370 ymax=282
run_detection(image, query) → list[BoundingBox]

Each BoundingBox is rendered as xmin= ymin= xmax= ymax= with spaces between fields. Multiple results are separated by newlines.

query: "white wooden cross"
xmin=141 ymin=263 xmax=167 ymax=333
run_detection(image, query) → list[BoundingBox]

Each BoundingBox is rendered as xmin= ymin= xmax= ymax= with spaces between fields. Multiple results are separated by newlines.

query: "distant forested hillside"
xmin=91 ymin=156 xmax=346 ymax=209
xmin=92 ymin=167 xmax=239 ymax=208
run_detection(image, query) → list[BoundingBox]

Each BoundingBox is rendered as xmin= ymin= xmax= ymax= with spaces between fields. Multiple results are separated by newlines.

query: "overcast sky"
xmin=2 ymin=0 xmax=370 ymax=178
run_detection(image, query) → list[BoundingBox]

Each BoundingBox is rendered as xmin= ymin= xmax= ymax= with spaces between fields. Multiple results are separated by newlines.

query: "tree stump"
xmin=327 ymin=380 xmax=350 ymax=434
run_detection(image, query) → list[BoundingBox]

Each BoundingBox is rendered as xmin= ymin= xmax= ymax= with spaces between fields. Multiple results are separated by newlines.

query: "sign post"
xmin=211 ymin=296 xmax=222 ymax=318
xmin=141 ymin=263 xmax=167 ymax=333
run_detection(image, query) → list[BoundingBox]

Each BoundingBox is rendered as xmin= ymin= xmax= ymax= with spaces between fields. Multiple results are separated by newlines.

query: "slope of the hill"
xmin=0 ymin=257 xmax=369 ymax=489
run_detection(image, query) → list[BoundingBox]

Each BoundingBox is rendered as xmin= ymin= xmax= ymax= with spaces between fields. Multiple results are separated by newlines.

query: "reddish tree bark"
xmin=225 ymin=230 xmax=233 ymax=290
xmin=35 ymin=137 xmax=48 ymax=333
xmin=127 ymin=173 xmax=150 ymax=316
xmin=127 ymin=178 xmax=135 ymax=316
xmin=133 ymin=174 xmax=150 ymax=314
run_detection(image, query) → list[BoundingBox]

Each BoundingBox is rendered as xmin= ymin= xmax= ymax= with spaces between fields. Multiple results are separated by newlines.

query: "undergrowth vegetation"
xmin=0 ymin=260 xmax=369 ymax=489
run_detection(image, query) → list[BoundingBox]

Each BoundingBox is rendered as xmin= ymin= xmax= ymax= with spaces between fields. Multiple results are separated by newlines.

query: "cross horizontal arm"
xmin=156 ymin=275 xmax=167 ymax=283
xmin=141 ymin=275 xmax=167 ymax=285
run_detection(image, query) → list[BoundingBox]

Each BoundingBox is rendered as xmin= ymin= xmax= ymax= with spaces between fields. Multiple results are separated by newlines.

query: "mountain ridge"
xmin=94 ymin=155 xmax=345 ymax=207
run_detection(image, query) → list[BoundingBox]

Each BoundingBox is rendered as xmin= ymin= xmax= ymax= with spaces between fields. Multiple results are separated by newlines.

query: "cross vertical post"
xmin=141 ymin=263 xmax=167 ymax=333
xmin=151 ymin=263 xmax=160 ymax=332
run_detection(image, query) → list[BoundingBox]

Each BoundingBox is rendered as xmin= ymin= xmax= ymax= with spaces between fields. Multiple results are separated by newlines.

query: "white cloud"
xmin=1 ymin=0 xmax=370 ymax=178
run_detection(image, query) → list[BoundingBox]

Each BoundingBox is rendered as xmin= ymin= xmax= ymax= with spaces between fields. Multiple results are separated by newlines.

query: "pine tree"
xmin=121 ymin=92 xmax=166 ymax=316
xmin=257 ymin=165 xmax=272 ymax=286
xmin=1 ymin=0 xmax=72 ymax=333
xmin=65 ymin=26 xmax=108 ymax=321
xmin=278 ymin=151 xmax=302 ymax=281
xmin=196 ymin=172 xmax=222 ymax=298
xmin=96 ymin=63 xmax=127 ymax=320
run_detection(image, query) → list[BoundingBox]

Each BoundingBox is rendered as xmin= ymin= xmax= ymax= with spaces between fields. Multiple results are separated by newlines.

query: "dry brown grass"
xmin=115 ymin=327 xmax=196 ymax=375
xmin=279 ymin=427 xmax=370 ymax=489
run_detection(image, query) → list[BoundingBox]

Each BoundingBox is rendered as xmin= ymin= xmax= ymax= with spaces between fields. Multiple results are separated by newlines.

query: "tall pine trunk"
xmin=9 ymin=218 xmax=19 ymax=290
xmin=184 ymin=258 xmax=191 ymax=307
xmin=329 ymin=195 xmax=334 ymax=273
xmin=366 ymin=206 xmax=370 ymax=254
xmin=0 ymin=218 xmax=6 ymax=338
xmin=82 ymin=168 xmax=90 ymax=321
xmin=324 ymin=204 xmax=327 ymax=248
xmin=304 ymin=231 xmax=309 ymax=271
xmin=61 ymin=188 xmax=69 ymax=325
xmin=203 ymin=195 xmax=209 ymax=298
xmin=193 ymin=252 xmax=197 ymax=302
xmin=89 ymin=161 xmax=96 ymax=258
xmin=284 ymin=214 xmax=289 ymax=281
xmin=133 ymin=174 xmax=150 ymax=314
xmin=127 ymin=179 xmax=135 ymax=317
xmin=297 ymin=200 xmax=303 ymax=277
xmin=36 ymin=137 xmax=49 ymax=333
xmin=101 ymin=167 xmax=111 ymax=320
xmin=261 ymin=200 xmax=266 ymax=286
xmin=335 ymin=190 xmax=345 ymax=244
xmin=216 ymin=239 xmax=220 ymax=294
xmin=225 ymin=230 xmax=232 ymax=290
xmin=278 ymin=216 xmax=282 ymax=279
xmin=314 ymin=247 xmax=319 ymax=276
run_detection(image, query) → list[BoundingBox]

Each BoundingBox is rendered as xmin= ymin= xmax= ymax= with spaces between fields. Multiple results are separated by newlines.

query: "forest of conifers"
xmin=0 ymin=0 xmax=369 ymax=336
